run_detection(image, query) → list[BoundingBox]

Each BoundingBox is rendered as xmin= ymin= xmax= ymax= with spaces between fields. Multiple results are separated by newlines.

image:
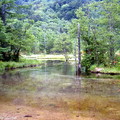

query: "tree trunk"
xmin=2 ymin=52 xmax=11 ymax=61
xmin=76 ymin=23 xmax=81 ymax=75
xmin=13 ymin=49 xmax=20 ymax=62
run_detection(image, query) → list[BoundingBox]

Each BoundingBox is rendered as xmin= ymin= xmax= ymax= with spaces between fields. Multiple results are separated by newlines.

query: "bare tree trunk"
xmin=76 ymin=23 xmax=81 ymax=75
xmin=74 ymin=40 xmax=77 ymax=72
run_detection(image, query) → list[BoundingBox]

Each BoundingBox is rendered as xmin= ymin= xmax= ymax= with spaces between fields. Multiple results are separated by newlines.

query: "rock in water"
xmin=24 ymin=115 xmax=32 ymax=117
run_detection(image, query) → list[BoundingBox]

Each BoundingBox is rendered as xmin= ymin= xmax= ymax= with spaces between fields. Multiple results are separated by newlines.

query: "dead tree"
xmin=76 ymin=23 xmax=81 ymax=75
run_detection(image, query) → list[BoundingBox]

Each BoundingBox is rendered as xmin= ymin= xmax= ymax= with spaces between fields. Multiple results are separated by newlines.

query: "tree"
xmin=94 ymin=0 xmax=120 ymax=65
xmin=0 ymin=19 xmax=9 ymax=60
xmin=69 ymin=6 xmax=107 ymax=72
xmin=0 ymin=0 xmax=16 ymax=25
xmin=52 ymin=33 xmax=73 ymax=61
xmin=0 ymin=0 xmax=35 ymax=61
xmin=69 ymin=0 xmax=120 ymax=72
xmin=8 ymin=19 xmax=35 ymax=61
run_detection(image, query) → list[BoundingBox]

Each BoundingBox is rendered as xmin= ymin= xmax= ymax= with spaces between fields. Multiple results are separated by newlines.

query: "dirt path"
xmin=0 ymin=102 xmax=99 ymax=120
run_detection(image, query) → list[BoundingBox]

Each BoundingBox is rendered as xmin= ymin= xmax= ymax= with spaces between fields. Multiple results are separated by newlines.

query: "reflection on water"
xmin=0 ymin=61 xmax=120 ymax=119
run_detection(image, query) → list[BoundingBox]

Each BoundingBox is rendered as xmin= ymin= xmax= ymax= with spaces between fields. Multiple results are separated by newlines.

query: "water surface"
xmin=0 ymin=61 xmax=120 ymax=119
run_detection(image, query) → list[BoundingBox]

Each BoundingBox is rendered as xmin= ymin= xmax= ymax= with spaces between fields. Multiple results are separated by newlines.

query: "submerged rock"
xmin=24 ymin=115 xmax=32 ymax=117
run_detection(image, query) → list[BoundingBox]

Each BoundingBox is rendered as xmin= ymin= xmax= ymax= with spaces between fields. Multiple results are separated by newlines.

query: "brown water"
xmin=0 ymin=61 xmax=120 ymax=120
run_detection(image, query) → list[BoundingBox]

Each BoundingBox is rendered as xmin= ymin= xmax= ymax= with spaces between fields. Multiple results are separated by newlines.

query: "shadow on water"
xmin=0 ymin=60 xmax=120 ymax=119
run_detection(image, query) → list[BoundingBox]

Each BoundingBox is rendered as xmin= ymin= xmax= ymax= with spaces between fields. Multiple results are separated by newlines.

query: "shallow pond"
xmin=0 ymin=61 xmax=120 ymax=120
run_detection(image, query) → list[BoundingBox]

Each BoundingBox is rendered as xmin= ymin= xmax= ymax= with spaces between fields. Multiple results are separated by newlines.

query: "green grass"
xmin=0 ymin=58 xmax=43 ymax=72
xmin=22 ymin=54 xmax=74 ymax=61
xmin=90 ymin=64 xmax=120 ymax=73
xmin=101 ymin=67 xmax=120 ymax=73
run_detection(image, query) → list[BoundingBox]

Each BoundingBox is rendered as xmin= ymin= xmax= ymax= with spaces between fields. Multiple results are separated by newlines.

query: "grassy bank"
xmin=22 ymin=54 xmax=74 ymax=61
xmin=0 ymin=59 xmax=43 ymax=72
xmin=0 ymin=54 xmax=74 ymax=73
xmin=90 ymin=64 xmax=120 ymax=74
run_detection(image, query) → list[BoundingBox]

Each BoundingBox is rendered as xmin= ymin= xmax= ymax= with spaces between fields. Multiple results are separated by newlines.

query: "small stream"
xmin=0 ymin=61 xmax=120 ymax=119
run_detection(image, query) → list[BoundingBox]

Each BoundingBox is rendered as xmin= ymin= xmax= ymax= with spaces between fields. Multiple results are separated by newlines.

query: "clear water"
xmin=0 ymin=61 xmax=120 ymax=119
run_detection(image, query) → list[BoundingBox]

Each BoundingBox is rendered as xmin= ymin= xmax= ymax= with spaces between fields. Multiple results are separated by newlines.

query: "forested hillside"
xmin=51 ymin=0 xmax=95 ymax=20
xmin=0 ymin=0 xmax=120 ymax=72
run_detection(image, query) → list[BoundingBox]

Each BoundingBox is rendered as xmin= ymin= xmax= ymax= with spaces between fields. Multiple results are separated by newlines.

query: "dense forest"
xmin=0 ymin=0 xmax=120 ymax=72
xmin=1 ymin=1 xmax=120 ymax=119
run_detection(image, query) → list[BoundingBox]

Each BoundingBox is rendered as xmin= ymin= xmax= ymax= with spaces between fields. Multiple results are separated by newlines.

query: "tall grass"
xmin=0 ymin=59 xmax=43 ymax=72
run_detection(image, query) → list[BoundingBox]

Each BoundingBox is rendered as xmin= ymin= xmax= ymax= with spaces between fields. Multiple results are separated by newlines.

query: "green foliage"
xmin=52 ymin=33 xmax=73 ymax=61
xmin=69 ymin=0 xmax=120 ymax=72
xmin=52 ymin=33 xmax=72 ymax=53
xmin=90 ymin=63 xmax=120 ymax=74
xmin=0 ymin=58 xmax=43 ymax=72
xmin=0 ymin=0 xmax=120 ymax=72
xmin=27 ymin=1 xmax=72 ymax=54
xmin=51 ymin=0 xmax=94 ymax=20
xmin=0 ymin=0 xmax=36 ymax=61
